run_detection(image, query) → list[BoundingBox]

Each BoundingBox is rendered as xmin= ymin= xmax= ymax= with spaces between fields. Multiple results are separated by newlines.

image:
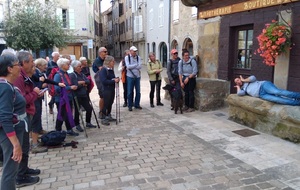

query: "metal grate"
xmin=232 ymin=129 xmax=260 ymax=137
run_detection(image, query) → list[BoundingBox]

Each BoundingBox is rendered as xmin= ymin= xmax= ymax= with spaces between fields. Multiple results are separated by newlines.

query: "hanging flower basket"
xmin=256 ymin=20 xmax=292 ymax=66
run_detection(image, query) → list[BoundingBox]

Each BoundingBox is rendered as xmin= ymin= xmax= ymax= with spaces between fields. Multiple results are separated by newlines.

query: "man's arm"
xmin=240 ymin=75 xmax=256 ymax=83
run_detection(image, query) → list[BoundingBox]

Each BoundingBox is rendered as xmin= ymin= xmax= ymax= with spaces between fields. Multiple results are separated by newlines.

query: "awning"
xmin=181 ymin=0 xmax=212 ymax=7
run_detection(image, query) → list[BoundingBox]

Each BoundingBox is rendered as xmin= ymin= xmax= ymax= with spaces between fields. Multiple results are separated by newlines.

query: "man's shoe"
xmin=25 ymin=168 xmax=41 ymax=176
xmin=186 ymin=108 xmax=195 ymax=112
xmin=128 ymin=107 xmax=132 ymax=111
xmin=157 ymin=102 xmax=164 ymax=106
xmin=38 ymin=130 xmax=48 ymax=135
xmin=16 ymin=176 xmax=40 ymax=188
xmin=86 ymin=123 xmax=96 ymax=128
xmin=183 ymin=106 xmax=189 ymax=111
xmin=105 ymin=116 xmax=116 ymax=122
xmin=49 ymin=108 xmax=53 ymax=114
xmin=123 ymin=102 xmax=127 ymax=107
xmin=171 ymin=107 xmax=174 ymax=110
xmin=67 ymin=130 xmax=79 ymax=136
xmin=135 ymin=106 xmax=142 ymax=109
xmin=76 ymin=125 xmax=84 ymax=132
xmin=101 ymin=119 xmax=110 ymax=126
xmin=98 ymin=112 xmax=105 ymax=119
xmin=150 ymin=104 xmax=155 ymax=108
xmin=31 ymin=145 xmax=48 ymax=154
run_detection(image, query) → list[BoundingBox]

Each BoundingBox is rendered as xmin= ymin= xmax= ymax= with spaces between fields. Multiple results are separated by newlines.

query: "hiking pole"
xmin=115 ymin=82 xmax=119 ymax=125
xmin=73 ymin=95 xmax=88 ymax=138
xmin=44 ymin=91 xmax=49 ymax=131
xmin=88 ymin=95 xmax=100 ymax=129
xmin=117 ymin=82 xmax=121 ymax=123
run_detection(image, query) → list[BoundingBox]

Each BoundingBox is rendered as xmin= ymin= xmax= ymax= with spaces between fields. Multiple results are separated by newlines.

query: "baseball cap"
xmin=171 ymin=49 xmax=178 ymax=54
xmin=130 ymin=46 xmax=138 ymax=51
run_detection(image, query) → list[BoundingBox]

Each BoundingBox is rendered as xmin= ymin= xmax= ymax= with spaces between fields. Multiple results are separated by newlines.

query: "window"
xmin=134 ymin=15 xmax=142 ymax=33
xmin=192 ymin=7 xmax=197 ymax=17
xmin=235 ymin=29 xmax=253 ymax=69
xmin=158 ymin=3 xmax=164 ymax=27
xmin=173 ymin=0 xmax=179 ymax=22
xmin=0 ymin=4 xmax=3 ymax=29
xmin=149 ymin=9 xmax=153 ymax=30
xmin=62 ymin=9 xmax=67 ymax=28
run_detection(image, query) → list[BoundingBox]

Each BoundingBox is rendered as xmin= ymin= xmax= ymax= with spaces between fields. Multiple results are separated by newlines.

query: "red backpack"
xmin=48 ymin=67 xmax=59 ymax=96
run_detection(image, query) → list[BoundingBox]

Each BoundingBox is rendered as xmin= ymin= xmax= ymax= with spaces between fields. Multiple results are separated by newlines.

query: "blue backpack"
xmin=41 ymin=131 xmax=67 ymax=146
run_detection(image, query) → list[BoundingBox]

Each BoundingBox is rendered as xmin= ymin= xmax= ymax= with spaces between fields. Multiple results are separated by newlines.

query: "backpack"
xmin=127 ymin=55 xmax=139 ymax=78
xmin=47 ymin=67 xmax=60 ymax=96
xmin=94 ymin=68 xmax=108 ymax=90
xmin=41 ymin=131 xmax=67 ymax=146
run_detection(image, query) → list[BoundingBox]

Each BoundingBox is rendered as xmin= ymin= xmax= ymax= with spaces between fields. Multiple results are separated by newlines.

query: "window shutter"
xmin=138 ymin=15 xmax=143 ymax=32
xmin=56 ymin=8 xmax=62 ymax=21
xmin=69 ymin=9 xmax=75 ymax=29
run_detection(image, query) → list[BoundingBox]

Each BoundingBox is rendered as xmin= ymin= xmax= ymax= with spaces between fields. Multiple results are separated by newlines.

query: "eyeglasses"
xmin=102 ymin=51 xmax=108 ymax=53
xmin=173 ymin=52 xmax=178 ymax=55
xmin=11 ymin=63 xmax=20 ymax=67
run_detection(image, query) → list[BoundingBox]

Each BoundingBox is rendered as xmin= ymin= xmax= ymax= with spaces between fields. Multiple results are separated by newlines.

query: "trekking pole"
xmin=73 ymin=95 xmax=88 ymax=138
xmin=88 ymin=95 xmax=100 ymax=129
xmin=115 ymin=82 xmax=119 ymax=125
xmin=118 ymin=82 xmax=121 ymax=123
xmin=44 ymin=92 xmax=49 ymax=131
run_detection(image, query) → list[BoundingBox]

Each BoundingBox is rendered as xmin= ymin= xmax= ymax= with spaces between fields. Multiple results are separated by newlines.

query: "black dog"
xmin=163 ymin=84 xmax=183 ymax=114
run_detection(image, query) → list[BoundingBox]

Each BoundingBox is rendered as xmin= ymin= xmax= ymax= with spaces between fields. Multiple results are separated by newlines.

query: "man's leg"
xmin=123 ymin=82 xmax=127 ymax=107
xmin=127 ymin=76 xmax=134 ymax=110
xmin=188 ymin=78 xmax=196 ymax=109
xmin=134 ymin=77 xmax=141 ymax=108
xmin=262 ymin=81 xmax=300 ymax=99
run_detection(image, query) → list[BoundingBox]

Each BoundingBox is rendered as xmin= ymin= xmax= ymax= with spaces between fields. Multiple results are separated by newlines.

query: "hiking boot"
xmin=135 ymin=106 xmax=143 ymax=109
xmin=186 ymin=108 xmax=195 ymax=112
xmin=67 ymin=130 xmax=79 ymax=136
xmin=123 ymin=102 xmax=127 ymax=107
xmin=25 ymin=168 xmax=41 ymax=176
xmin=105 ymin=116 xmax=116 ymax=122
xmin=76 ymin=125 xmax=84 ymax=132
xmin=31 ymin=145 xmax=48 ymax=154
xmin=157 ymin=102 xmax=164 ymax=106
xmin=101 ymin=119 xmax=110 ymax=126
xmin=86 ymin=123 xmax=96 ymax=128
xmin=16 ymin=176 xmax=40 ymax=188
xmin=128 ymin=107 xmax=132 ymax=111
xmin=150 ymin=104 xmax=155 ymax=108
xmin=38 ymin=130 xmax=48 ymax=135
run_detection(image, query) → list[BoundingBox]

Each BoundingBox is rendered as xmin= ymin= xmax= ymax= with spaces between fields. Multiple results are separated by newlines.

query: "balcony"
xmin=133 ymin=32 xmax=145 ymax=42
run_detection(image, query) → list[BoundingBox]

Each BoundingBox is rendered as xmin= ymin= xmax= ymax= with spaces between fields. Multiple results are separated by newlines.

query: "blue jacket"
xmin=54 ymin=69 xmax=74 ymax=103
xmin=69 ymin=71 xmax=90 ymax=97
xmin=100 ymin=67 xmax=116 ymax=91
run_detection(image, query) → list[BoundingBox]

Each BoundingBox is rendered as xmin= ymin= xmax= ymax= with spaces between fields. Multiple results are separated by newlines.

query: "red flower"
xmin=256 ymin=20 xmax=292 ymax=66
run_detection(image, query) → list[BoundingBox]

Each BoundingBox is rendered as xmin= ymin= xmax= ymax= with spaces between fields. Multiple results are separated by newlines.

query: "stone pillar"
xmin=274 ymin=11 xmax=292 ymax=89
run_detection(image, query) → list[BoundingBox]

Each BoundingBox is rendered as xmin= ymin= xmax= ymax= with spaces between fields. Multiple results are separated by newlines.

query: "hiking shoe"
xmin=67 ymin=130 xmax=79 ymax=136
xmin=128 ymin=107 xmax=132 ymax=111
xmin=186 ymin=108 xmax=195 ymax=112
xmin=135 ymin=106 xmax=143 ymax=109
xmin=101 ymin=119 xmax=110 ymax=126
xmin=76 ymin=125 xmax=84 ymax=132
xmin=157 ymin=102 xmax=164 ymax=106
xmin=98 ymin=112 xmax=105 ymax=119
xmin=105 ymin=116 xmax=116 ymax=122
xmin=31 ymin=145 xmax=48 ymax=154
xmin=25 ymin=168 xmax=41 ymax=176
xmin=86 ymin=123 xmax=96 ymax=128
xmin=123 ymin=102 xmax=127 ymax=107
xmin=150 ymin=104 xmax=155 ymax=108
xmin=16 ymin=176 xmax=40 ymax=188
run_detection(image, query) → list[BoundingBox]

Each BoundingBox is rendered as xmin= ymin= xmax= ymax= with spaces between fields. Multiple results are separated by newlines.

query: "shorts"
xmin=98 ymin=88 xmax=104 ymax=98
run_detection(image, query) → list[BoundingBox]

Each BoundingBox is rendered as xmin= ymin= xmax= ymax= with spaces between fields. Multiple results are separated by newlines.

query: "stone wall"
xmin=164 ymin=77 xmax=230 ymax=111
xmin=227 ymin=94 xmax=300 ymax=142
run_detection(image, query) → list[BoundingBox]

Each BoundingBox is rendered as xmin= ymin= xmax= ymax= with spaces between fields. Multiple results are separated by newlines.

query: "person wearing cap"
xmin=166 ymin=49 xmax=181 ymax=110
xmin=125 ymin=46 xmax=142 ymax=111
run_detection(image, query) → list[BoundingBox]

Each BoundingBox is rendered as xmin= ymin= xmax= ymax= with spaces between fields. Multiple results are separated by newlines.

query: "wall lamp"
xmin=138 ymin=2 xmax=147 ymax=11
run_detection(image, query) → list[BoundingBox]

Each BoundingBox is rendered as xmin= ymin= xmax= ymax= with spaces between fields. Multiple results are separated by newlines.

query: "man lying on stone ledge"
xmin=234 ymin=75 xmax=300 ymax=106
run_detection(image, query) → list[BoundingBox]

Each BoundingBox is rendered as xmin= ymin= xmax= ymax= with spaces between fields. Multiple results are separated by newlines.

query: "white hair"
xmin=1 ymin=49 xmax=16 ymax=56
xmin=51 ymin=52 xmax=59 ymax=57
xmin=71 ymin=60 xmax=81 ymax=68
xmin=57 ymin=58 xmax=70 ymax=68
xmin=79 ymin=57 xmax=87 ymax=62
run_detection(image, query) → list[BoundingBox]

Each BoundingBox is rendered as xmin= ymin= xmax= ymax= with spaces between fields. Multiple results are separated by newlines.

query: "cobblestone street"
xmin=3 ymin=66 xmax=300 ymax=190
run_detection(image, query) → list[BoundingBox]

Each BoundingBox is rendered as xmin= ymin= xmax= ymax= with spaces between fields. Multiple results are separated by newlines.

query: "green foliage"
xmin=4 ymin=0 xmax=73 ymax=51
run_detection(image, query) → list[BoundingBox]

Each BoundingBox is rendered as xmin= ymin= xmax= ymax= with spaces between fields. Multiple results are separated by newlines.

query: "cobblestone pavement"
xmin=2 ymin=65 xmax=300 ymax=190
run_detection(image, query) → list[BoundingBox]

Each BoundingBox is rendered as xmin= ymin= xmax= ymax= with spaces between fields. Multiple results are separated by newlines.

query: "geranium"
xmin=256 ymin=20 xmax=292 ymax=66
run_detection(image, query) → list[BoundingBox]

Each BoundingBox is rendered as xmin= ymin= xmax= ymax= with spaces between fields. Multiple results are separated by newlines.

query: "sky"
xmin=101 ymin=0 xmax=112 ymax=13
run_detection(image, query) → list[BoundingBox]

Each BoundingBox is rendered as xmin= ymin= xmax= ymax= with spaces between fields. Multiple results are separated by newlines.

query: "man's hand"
xmin=184 ymin=77 xmax=189 ymax=85
xmin=71 ymin=85 xmax=78 ymax=90
xmin=239 ymin=75 xmax=245 ymax=82
xmin=33 ymin=87 xmax=41 ymax=95
xmin=58 ymin=83 xmax=66 ymax=87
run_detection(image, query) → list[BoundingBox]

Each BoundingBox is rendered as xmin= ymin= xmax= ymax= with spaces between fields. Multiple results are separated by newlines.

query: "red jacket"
xmin=13 ymin=68 xmax=38 ymax=116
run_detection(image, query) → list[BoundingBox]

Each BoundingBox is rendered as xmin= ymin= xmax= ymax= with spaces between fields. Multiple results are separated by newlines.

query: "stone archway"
xmin=171 ymin=40 xmax=178 ymax=50
xmin=183 ymin=38 xmax=194 ymax=56
xmin=159 ymin=42 xmax=168 ymax=68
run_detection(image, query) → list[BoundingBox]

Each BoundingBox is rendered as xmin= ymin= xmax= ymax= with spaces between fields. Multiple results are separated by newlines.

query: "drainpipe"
xmin=168 ymin=0 xmax=171 ymax=52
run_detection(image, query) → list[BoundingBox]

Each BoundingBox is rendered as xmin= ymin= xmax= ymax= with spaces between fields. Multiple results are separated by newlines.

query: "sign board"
xmin=199 ymin=0 xmax=299 ymax=19
xmin=88 ymin=39 xmax=93 ymax=49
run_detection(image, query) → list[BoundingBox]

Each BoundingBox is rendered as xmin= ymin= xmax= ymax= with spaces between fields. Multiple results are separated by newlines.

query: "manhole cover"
xmin=232 ymin=129 xmax=260 ymax=137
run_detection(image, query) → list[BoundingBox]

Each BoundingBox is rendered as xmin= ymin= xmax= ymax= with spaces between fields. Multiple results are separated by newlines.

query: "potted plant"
xmin=256 ymin=20 xmax=292 ymax=66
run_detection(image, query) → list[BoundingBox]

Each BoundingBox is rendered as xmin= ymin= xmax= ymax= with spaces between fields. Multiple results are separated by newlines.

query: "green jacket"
xmin=147 ymin=60 xmax=163 ymax=81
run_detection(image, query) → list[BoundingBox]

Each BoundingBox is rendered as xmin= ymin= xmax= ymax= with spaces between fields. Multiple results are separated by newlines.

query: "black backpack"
xmin=41 ymin=131 xmax=67 ymax=146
